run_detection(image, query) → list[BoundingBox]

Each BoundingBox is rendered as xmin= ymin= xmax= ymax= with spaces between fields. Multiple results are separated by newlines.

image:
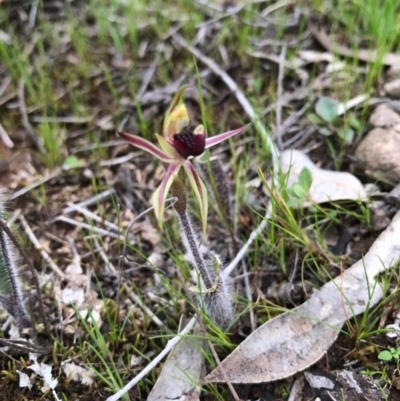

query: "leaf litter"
xmin=1 ymin=1 xmax=400 ymax=400
xmin=206 ymin=210 xmax=400 ymax=383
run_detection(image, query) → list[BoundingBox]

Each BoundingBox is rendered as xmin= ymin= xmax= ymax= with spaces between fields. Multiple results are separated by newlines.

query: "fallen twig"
xmin=222 ymin=210 xmax=270 ymax=280
xmin=61 ymin=189 xmax=115 ymax=214
xmin=18 ymin=214 xmax=66 ymax=280
xmin=275 ymin=44 xmax=287 ymax=150
xmin=310 ymin=25 xmax=400 ymax=66
xmin=10 ymin=169 xmax=62 ymax=200
xmin=106 ymin=316 xmax=197 ymax=401
xmin=0 ymin=123 xmax=14 ymax=148
xmin=17 ymin=80 xmax=44 ymax=152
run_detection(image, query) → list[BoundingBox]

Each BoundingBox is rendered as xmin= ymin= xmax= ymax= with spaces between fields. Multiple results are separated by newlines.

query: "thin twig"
xmin=64 ymin=202 xmax=136 ymax=243
xmin=241 ymin=259 xmax=256 ymax=332
xmin=61 ymin=189 xmax=115 ymax=214
xmin=10 ymin=169 xmax=62 ymax=200
xmin=275 ymin=44 xmax=287 ymax=150
xmin=54 ymin=216 xmax=125 ymax=241
xmin=0 ymin=123 xmax=14 ymax=148
xmin=18 ymin=214 xmax=67 ymax=280
xmin=105 ymin=316 xmax=197 ymax=401
xmin=17 ymin=79 xmax=44 ymax=152
xmin=28 ymin=0 xmax=40 ymax=29
xmin=92 ymin=237 xmax=116 ymax=273
xmin=129 ymin=290 xmax=165 ymax=328
xmin=222 ymin=210 xmax=270 ymax=279
xmin=117 ymin=197 xmax=177 ymax=329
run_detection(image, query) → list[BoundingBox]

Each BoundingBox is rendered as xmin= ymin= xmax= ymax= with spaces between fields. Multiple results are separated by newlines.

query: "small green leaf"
xmin=338 ymin=127 xmax=354 ymax=142
xmin=315 ymin=97 xmax=339 ymax=124
xmin=319 ymin=127 xmax=334 ymax=136
xmin=378 ymin=350 xmax=393 ymax=361
xmin=308 ymin=113 xmax=323 ymax=126
xmin=349 ymin=117 xmax=361 ymax=130
xmin=298 ymin=167 xmax=312 ymax=193
xmin=63 ymin=155 xmax=85 ymax=170
xmin=309 ymin=205 xmax=318 ymax=213
xmin=292 ymin=183 xmax=307 ymax=199
xmin=286 ymin=198 xmax=302 ymax=207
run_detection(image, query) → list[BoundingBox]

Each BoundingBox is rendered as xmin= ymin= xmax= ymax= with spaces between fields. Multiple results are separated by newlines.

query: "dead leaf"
xmin=206 ymin=211 xmax=400 ymax=383
xmin=281 ymin=149 xmax=367 ymax=205
xmin=147 ymin=327 xmax=205 ymax=401
xmin=62 ymin=362 xmax=95 ymax=386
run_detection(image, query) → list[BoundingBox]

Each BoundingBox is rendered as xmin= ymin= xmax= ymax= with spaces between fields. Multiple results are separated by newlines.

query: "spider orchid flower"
xmin=118 ymin=87 xmax=249 ymax=234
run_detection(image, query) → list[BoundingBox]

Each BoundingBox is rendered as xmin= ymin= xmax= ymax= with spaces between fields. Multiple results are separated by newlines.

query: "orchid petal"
xmin=204 ymin=124 xmax=251 ymax=149
xmin=163 ymin=87 xmax=190 ymax=140
xmin=156 ymin=134 xmax=183 ymax=161
xmin=118 ymin=132 xmax=174 ymax=163
xmin=194 ymin=125 xmax=204 ymax=134
xmin=151 ymin=164 xmax=181 ymax=229
xmin=183 ymin=161 xmax=208 ymax=236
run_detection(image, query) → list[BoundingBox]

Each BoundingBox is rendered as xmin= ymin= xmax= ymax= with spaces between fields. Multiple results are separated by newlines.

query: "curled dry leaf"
xmin=281 ymin=149 xmax=367 ymax=205
xmin=147 ymin=327 xmax=205 ymax=401
xmin=206 ymin=211 xmax=400 ymax=383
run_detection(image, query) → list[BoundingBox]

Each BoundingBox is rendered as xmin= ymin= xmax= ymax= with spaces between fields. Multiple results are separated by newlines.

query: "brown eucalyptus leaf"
xmin=206 ymin=211 xmax=400 ymax=383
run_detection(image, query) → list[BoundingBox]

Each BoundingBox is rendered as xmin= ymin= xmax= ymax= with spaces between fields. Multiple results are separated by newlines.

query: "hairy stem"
xmin=171 ymin=180 xmax=213 ymax=289
xmin=0 ymin=218 xmax=50 ymax=336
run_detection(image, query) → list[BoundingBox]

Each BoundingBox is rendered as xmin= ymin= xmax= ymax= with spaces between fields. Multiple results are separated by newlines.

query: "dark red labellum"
xmin=172 ymin=131 xmax=206 ymax=159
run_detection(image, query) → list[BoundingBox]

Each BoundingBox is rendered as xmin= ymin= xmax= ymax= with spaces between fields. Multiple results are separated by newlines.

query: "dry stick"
xmin=222 ymin=210 xmax=270 ymax=280
xmin=61 ymin=189 xmax=115 ymax=214
xmin=54 ymin=216 xmax=125 ymax=241
xmin=64 ymin=202 xmax=135 ymax=242
xmin=17 ymin=79 xmax=44 ymax=152
xmin=92 ymin=237 xmax=116 ymax=273
xmin=117 ymin=198 xmax=178 ymax=329
xmin=10 ymin=168 xmax=62 ymax=200
xmin=28 ymin=0 xmax=40 ymax=29
xmin=0 ymin=218 xmax=50 ymax=337
xmin=275 ymin=44 xmax=287 ymax=150
xmin=0 ymin=123 xmax=14 ymax=148
xmin=18 ymin=214 xmax=66 ymax=280
xmin=105 ymin=316 xmax=197 ymax=401
xmin=128 ymin=290 xmax=165 ymax=329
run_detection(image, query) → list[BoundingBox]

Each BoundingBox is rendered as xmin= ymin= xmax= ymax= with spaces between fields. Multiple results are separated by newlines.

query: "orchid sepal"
xmin=156 ymin=134 xmax=182 ymax=161
xmin=118 ymin=131 xmax=174 ymax=163
xmin=151 ymin=164 xmax=181 ymax=229
xmin=183 ymin=161 xmax=208 ymax=236
xmin=204 ymin=123 xmax=251 ymax=149
xmin=163 ymin=86 xmax=190 ymax=140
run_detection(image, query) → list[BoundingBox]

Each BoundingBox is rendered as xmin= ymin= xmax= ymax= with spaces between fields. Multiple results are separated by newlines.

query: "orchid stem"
xmin=171 ymin=179 xmax=213 ymax=289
